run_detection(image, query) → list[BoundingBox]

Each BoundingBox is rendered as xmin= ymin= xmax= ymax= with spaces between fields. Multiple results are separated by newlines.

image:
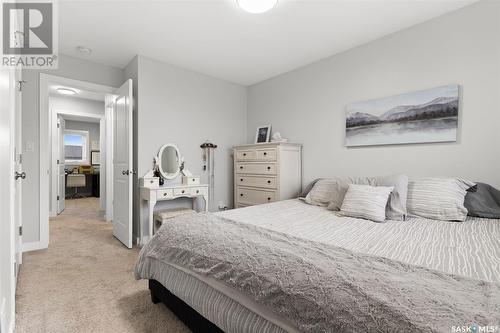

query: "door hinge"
xmin=19 ymin=153 xmax=22 ymax=164
xmin=19 ymin=226 xmax=23 ymax=236
xmin=57 ymin=195 xmax=60 ymax=201
xmin=57 ymin=159 xmax=59 ymax=165
xmin=57 ymin=123 xmax=60 ymax=128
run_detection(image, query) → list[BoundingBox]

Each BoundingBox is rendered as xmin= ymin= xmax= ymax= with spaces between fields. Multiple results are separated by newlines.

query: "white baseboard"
xmin=22 ymin=241 xmax=44 ymax=252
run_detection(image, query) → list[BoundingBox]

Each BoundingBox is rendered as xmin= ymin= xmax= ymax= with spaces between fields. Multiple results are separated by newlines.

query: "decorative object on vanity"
xmin=139 ymin=170 xmax=160 ymax=189
xmin=345 ymin=84 xmax=459 ymax=147
xmin=201 ymin=141 xmax=217 ymax=211
xmin=270 ymin=132 xmax=288 ymax=143
xmin=255 ymin=124 xmax=272 ymax=143
xmin=157 ymin=143 xmax=181 ymax=180
xmin=234 ymin=142 xmax=301 ymax=208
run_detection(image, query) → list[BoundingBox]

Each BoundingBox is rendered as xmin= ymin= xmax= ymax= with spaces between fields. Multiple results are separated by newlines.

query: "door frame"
xmin=50 ymin=109 xmax=105 ymax=218
xmin=39 ymin=74 xmax=116 ymax=250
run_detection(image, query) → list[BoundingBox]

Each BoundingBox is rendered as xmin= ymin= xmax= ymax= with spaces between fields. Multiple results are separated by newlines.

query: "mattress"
xmin=147 ymin=199 xmax=500 ymax=332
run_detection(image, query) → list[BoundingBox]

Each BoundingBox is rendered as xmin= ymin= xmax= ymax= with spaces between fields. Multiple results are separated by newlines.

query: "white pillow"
xmin=407 ymin=178 xmax=475 ymax=221
xmin=340 ymin=184 xmax=394 ymax=223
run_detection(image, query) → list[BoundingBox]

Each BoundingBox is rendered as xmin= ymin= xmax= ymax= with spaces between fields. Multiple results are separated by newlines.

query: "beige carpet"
xmin=15 ymin=198 xmax=191 ymax=333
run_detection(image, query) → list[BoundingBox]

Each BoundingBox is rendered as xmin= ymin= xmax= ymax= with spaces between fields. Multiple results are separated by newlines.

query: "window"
xmin=64 ymin=130 xmax=89 ymax=164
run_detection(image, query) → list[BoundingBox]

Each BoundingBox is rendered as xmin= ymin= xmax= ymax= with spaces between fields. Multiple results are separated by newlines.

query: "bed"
xmin=135 ymin=199 xmax=500 ymax=333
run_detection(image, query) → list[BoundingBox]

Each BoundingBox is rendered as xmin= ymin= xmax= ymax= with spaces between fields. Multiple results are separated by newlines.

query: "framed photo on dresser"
xmin=255 ymin=125 xmax=272 ymax=143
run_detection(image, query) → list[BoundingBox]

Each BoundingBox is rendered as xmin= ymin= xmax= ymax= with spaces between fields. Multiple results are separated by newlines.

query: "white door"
xmin=0 ymin=69 xmax=17 ymax=333
xmin=57 ymin=116 xmax=66 ymax=214
xmin=112 ymin=79 xmax=134 ymax=248
xmin=14 ymin=70 xmax=23 ymax=268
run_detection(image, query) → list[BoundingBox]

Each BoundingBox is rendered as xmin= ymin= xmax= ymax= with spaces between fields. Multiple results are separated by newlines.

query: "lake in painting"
xmin=345 ymin=85 xmax=459 ymax=147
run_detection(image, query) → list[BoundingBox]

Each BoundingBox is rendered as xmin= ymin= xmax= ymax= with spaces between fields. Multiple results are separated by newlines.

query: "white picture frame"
xmin=255 ymin=124 xmax=272 ymax=143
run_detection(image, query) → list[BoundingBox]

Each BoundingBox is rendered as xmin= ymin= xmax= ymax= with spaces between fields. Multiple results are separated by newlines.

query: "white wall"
xmin=135 ymin=55 xmax=247 ymax=237
xmin=247 ymin=1 xmax=500 ymax=189
xmin=22 ymin=55 xmax=124 ymax=245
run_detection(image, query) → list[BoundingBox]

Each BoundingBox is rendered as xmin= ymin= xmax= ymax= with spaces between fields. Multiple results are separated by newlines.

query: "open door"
xmin=57 ymin=115 xmax=65 ymax=214
xmin=14 ymin=69 xmax=24 ymax=270
xmin=112 ymin=79 xmax=133 ymax=248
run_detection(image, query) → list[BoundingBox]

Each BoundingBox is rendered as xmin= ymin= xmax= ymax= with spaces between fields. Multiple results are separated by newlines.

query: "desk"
xmin=139 ymin=184 xmax=209 ymax=245
xmin=65 ymin=173 xmax=100 ymax=198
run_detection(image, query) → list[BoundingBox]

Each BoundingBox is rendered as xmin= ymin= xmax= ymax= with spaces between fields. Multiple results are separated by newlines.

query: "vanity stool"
xmin=153 ymin=208 xmax=194 ymax=234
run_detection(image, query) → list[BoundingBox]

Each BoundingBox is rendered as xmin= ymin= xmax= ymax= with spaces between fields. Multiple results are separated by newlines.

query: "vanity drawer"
xmin=236 ymin=175 xmax=277 ymax=189
xmin=236 ymin=187 xmax=276 ymax=205
xmin=173 ymin=188 xmax=190 ymax=196
xmin=189 ymin=187 xmax=207 ymax=196
xmin=235 ymin=149 xmax=257 ymax=161
xmin=236 ymin=163 xmax=276 ymax=175
xmin=157 ymin=189 xmax=173 ymax=200
xmin=256 ymin=148 xmax=277 ymax=161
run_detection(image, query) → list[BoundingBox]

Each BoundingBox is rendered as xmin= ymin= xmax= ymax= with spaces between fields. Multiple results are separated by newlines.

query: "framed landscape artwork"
xmin=345 ymin=85 xmax=459 ymax=147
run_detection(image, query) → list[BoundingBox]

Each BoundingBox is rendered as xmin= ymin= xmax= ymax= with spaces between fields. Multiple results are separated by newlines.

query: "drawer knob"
xmin=267 ymin=180 xmax=271 ymax=184
xmin=243 ymin=153 xmax=247 ymax=156
xmin=267 ymin=166 xmax=271 ymax=170
xmin=192 ymin=178 xmax=196 ymax=182
xmin=240 ymin=178 xmax=243 ymax=182
xmin=240 ymin=166 xmax=243 ymax=169
xmin=263 ymin=152 xmax=267 ymax=156
xmin=267 ymin=197 xmax=271 ymax=201
xmin=196 ymin=190 xmax=199 ymax=194
xmin=182 ymin=190 xmax=185 ymax=194
xmin=240 ymin=193 xmax=244 ymax=197
xmin=150 ymin=180 xmax=154 ymax=184
xmin=163 ymin=193 xmax=167 ymax=197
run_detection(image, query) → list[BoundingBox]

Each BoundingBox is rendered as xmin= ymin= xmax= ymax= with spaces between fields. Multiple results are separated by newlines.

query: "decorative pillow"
xmin=407 ymin=178 xmax=475 ymax=221
xmin=299 ymin=178 xmax=324 ymax=198
xmin=464 ymin=183 xmax=500 ymax=219
xmin=304 ymin=178 xmax=349 ymax=207
xmin=326 ymin=175 xmax=408 ymax=221
xmin=340 ymin=184 xmax=394 ymax=223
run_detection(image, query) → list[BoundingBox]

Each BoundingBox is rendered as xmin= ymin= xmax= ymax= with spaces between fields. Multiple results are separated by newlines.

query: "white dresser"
xmin=233 ymin=143 xmax=302 ymax=208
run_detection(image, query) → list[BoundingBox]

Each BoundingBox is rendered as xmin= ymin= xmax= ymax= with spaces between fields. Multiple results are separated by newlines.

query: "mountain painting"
xmin=345 ymin=85 xmax=459 ymax=147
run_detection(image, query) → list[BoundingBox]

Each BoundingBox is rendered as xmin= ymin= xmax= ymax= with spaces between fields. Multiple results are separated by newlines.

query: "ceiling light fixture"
xmin=76 ymin=46 xmax=92 ymax=54
xmin=237 ymin=0 xmax=278 ymax=14
xmin=56 ymin=87 xmax=78 ymax=95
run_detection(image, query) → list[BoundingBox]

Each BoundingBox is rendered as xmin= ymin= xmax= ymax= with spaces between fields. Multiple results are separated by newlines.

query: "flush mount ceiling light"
xmin=56 ymin=87 xmax=78 ymax=95
xmin=76 ymin=46 xmax=92 ymax=54
xmin=237 ymin=0 xmax=278 ymax=14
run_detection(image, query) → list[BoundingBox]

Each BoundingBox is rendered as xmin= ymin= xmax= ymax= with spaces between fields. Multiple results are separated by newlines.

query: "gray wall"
xmin=22 ymin=55 xmax=124 ymax=244
xmin=247 ymin=1 xmax=500 ymax=189
xmin=135 ymin=55 xmax=247 ymax=237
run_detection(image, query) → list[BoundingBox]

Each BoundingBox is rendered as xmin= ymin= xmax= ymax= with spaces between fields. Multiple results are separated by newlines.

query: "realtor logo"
xmin=1 ymin=0 xmax=58 ymax=68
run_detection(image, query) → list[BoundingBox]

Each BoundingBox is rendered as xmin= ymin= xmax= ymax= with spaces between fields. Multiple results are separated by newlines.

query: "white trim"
xmin=21 ymin=241 xmax=43 ymax=253
xmin=39 ymin=74 xmax=116 ymax=250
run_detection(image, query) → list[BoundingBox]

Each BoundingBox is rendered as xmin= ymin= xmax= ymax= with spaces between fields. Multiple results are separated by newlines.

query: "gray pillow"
xmin=407 ymin=178 xmax=475 ymax=222
xmin=340 ymin=184 xmax=394 ymax=223
xmin=464 ymin=183 xmax=500 ymax=219
xmin=326 ymin=175 xmax=408 ymax=221
xmin=304 ymin=178 xmax=348 ymax=207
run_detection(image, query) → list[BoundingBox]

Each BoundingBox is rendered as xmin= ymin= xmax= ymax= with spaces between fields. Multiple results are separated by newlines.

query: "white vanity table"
xmin=138 ymin=144 xmax=209 ymax=245
xmin=139 ymin=184 xmax=208 ymax=245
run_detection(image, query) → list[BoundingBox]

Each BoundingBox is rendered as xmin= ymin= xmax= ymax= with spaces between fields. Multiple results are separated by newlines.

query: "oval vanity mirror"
xmin=157 ymin=144 xmax=181 ymax=180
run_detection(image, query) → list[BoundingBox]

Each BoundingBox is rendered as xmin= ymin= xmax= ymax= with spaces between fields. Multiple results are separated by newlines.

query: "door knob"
xmin=122 ymin=170 xmax=129 ymax=175
xmin=15 ymin=171 xmax=26 ymax=180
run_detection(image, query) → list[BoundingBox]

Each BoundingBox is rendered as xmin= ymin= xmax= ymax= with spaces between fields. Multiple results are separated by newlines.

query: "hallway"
xmin=15 ymin=198 xmax=189 ymax=333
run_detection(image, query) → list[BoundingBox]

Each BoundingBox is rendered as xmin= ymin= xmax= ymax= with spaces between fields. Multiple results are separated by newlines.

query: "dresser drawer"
xmin=236 ymin=163 xmax=276 ymax=175
xmin=157 ymin=189 xmax=173 ymax=200
xmin=236 ymin=187 xmax=276 ymax=205
xmin=256 ymin=148 xmax=277 ymax=161
xmin=173 ymin=188 xmax=190 ymax=196
xmin=235 ymin=149 xmax=257 ymax=161
xmin=236 ymin=175 xmax=277 ymax=189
